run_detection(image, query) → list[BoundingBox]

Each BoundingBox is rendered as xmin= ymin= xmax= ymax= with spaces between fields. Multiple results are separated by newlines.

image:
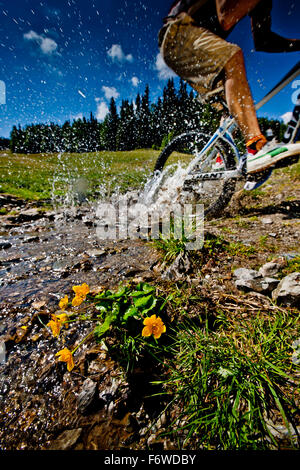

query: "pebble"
xmin=261 ymin=218 xmax=273 ymax=224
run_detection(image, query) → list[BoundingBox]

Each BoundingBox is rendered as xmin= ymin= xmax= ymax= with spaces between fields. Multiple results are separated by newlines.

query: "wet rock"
xmin=0 ymin=241 xmax=12 ymax=250
xmin=86 ymin=249 xmax=106 ymax=258
xmin=272 ymin=272 xmax=300 ymax=307
xmin=23 ymin=235 xmax=40 ymax=244
xmin=0 ymin=341 xmax=6 ymax=364
xmin=161 ymin=252 xmax=191 ymax=280
xmin=48 ymin=428 xmax=82 ymax=450
xmin=10 ymin=208 xmax=42 ymax=223
xmin=77 ymin=378 xmax=98 ymax=415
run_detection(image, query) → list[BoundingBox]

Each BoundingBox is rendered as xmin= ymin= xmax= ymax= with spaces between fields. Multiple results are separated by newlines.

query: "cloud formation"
xmin=24 ymin=30 xmax=58 ymax=55
xmin=107 ymin=44 xmax=133 ymax=63
xmin=102 ymin=86 xmax=120 ymax=100
xmin=155 ymin=52 xmax=176 ymax=80
xmin=96 ymin=101 xmax=109 ymax=121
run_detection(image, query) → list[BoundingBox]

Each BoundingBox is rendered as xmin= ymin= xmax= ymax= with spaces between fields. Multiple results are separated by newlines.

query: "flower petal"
xmin=142 ymin=326 xmax=152 ymax=337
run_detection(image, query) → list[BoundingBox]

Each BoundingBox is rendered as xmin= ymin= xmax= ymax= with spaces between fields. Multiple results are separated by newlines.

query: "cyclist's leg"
xmin=223 ymin=49 xmax=262 ymax=142
xmin=159 ymin=13 xmax=241 ymax=101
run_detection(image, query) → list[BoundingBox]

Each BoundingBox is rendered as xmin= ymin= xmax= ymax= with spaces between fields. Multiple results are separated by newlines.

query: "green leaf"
xmin=122 ymin=305 xmax=139 ymax=323
xmin=94 ymin=302 xmax=120 ymax=340
xmin=133 ymin=294 xmax=157 ymax=312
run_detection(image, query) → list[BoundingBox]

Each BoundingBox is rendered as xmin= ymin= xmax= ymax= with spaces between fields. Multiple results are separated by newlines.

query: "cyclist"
xmin=159 ymin=0 xmax=300 ymax=176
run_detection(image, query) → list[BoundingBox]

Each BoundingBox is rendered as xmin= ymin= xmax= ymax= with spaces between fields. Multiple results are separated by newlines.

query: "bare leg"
xmin=223 ymin=49 xmax=261 ymax=141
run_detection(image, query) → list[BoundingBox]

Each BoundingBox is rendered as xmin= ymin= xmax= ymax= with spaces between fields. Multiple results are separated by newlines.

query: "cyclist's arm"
xmin=250 ymin=0 xmax=300 ymax=52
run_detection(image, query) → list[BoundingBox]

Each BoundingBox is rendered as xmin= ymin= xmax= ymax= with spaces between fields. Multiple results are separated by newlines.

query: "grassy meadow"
xmin=0 ymin=149 xmax=160 ymax=201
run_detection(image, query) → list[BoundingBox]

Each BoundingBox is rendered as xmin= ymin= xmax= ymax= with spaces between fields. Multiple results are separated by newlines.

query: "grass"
xmin=157 ymin=309 xmax=300 ymax=450
xmin=0 ymin=149 xmax=160 ymax=202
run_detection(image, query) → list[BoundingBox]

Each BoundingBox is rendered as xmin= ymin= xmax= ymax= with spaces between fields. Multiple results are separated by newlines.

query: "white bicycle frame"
xmin=185 ymin=61 xmax=300 ymax=180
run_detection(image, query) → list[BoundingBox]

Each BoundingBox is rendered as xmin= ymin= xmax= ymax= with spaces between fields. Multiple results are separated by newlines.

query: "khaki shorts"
xmin=159 ymin=13 xmax=241 ymax=99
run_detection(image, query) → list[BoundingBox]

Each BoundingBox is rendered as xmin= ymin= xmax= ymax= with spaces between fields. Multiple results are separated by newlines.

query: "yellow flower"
xmin=55 ymin=348 xmax=74 ymax=371
xmin=142 ymin=314 xmax=166 ymax=339
xmin=56 ymin=312 xmax=69 ymax=329
xmin=72 ymin=283 xmax=89 ymax=298
xmin=47 ymin=312 xmax=69 ymax=337
xmin=59 ymin=295 xmax=69 ymax=310
xmin=47 ymin=315 xmax=62 ymax=338
xmin=72 ymin=283 xmax=89 ymax=307
xmin=72 ymin=295 xmax=84 ymax=307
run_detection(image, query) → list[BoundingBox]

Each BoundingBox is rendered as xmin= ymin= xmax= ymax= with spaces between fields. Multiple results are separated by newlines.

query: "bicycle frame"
xmin=185 ymin=61 xmax=300 ymax=182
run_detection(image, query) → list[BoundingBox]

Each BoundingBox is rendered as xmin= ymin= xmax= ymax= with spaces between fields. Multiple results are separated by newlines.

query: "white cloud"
xmin=107 ymin=44 xmax=133 ymax=63
xmin=96 ymin=101 xmax=109 ymax=121
xmin=280 ymin=111 xmax=293 ymax=125
xmin=102 ymin=86 xmax=119 ymax=100
xmin=155 ymin=52 xmax=176 ymax=80
xmin=131 ymin=76 xmax=139 ymax=87
xmin=24 ymin=30 xmax=58 ymax=55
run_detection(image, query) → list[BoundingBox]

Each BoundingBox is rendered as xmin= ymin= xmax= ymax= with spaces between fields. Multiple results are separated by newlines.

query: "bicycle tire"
xmin=153 ymin=130 xmax=237 ymax=219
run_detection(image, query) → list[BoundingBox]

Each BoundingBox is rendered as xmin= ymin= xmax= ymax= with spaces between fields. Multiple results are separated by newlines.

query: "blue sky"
xmin=0 ymin=0 xmax=299 ymax=138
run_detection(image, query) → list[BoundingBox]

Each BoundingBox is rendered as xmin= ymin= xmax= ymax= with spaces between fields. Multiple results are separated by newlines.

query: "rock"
xmin=260 ymin=277 xmax=280 ymax=293
xmin=0 ymin=340 xmax=6 ymax=364
xmin=77 ymin=378 xmax=98 ymax=415
xmin=291 ymin=338 xmax=300 ymax=365
xmin=261 ymin=217 xmax=273 ymax=224
xmin=86 ymin=249 xmax=106 ymax=258
xmin=258 ymin=262 xmax=281 ymax=278
xmin=48 ymin=428 xmax=82 ymax=450
xmin=161 ymin=252 xmax=191 ymax=280
xmin=11 ymin=208 xmax=42 ymax=223
xmin=272 ymin=272 xmax=300 ymax=307
xmin=233 ymin=268 xmax=261 ymax=281
xmin=23 ymin=235 xmax=40 ymax=243
xmin=0 ymin=241 xmax=12 ymax=250
xmin=234 ymin=268 xmax=279 ymax=294
xmin=281 ymin=252 xmax=299 ymax=261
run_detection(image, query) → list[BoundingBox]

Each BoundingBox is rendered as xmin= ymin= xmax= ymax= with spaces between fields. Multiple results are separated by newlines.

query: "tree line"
xmin=9 ymin=79 xmax=286 ymax=154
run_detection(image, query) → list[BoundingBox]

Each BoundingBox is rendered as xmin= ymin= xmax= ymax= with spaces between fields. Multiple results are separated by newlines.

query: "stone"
xmin=258 ymin=262 xmax=281 ymax=278
xmin=0 ymin=340 xmax=6 ymax=364
xmin=161 ymin=252 xmax=191 ymax=280
xmin=11 ymin=208 xmax=42 ymax=223
xmin=272 ymin=272 xmax=300 ymax=307
xmin=234 ymin=268 xmax=279 ymax=294
xmin=260 ymin=277 xmax=280 ymax=293
xmin=77 ymin=378 xmax=98 ymax=415
xmin=261 ymin=217 xmax=273 ymax=224
xmin=48 ymin=428 xmax=82 ymax=450
xmin=233 ymin=268 xmax=261 ymax=281
xmin=87 ymin=249 xmax=106 ymax=258
xmin=0 ymin=241 xmax=12 ymax=250
xmin=23 ymin=236 xmax=40 ymax=243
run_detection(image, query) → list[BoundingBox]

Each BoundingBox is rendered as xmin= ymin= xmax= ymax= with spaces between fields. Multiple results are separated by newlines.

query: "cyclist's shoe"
xmin=247 ymin=140 xmax=300 ymax=174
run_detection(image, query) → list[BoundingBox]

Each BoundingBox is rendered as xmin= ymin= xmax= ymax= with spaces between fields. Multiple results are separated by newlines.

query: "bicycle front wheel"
xmin=153 ymin=131 xmax=237 ymax=219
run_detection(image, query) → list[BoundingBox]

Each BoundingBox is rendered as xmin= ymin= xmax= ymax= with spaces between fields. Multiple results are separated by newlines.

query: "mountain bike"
xmin=149 ymin=61 xmax=300 ymax=219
